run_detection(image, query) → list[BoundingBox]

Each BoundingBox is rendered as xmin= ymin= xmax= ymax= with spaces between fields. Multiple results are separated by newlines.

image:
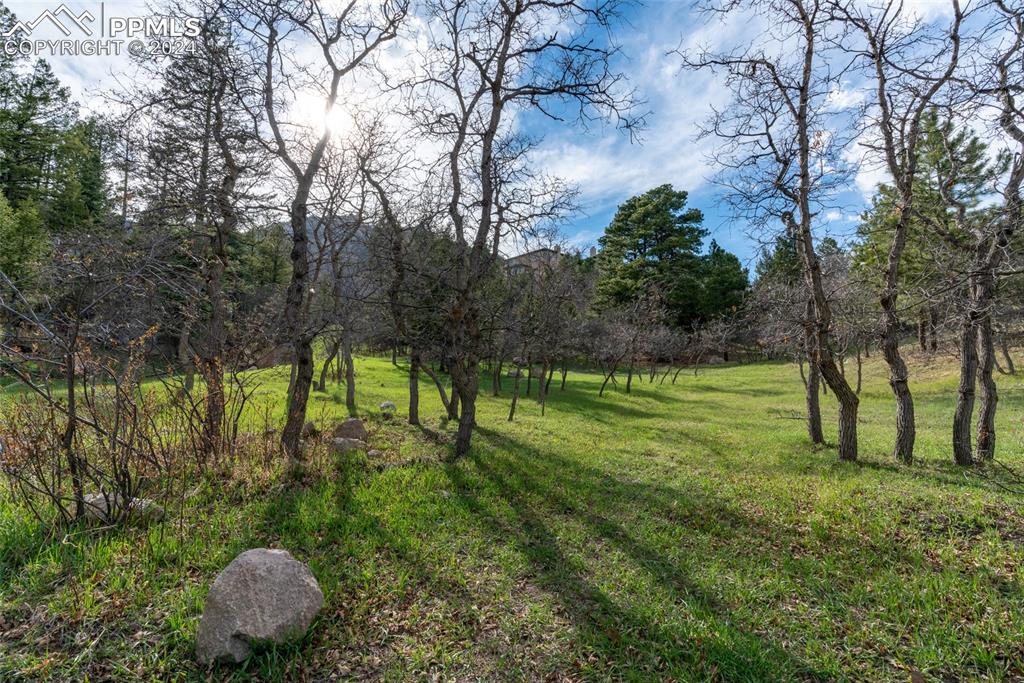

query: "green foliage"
xmin=698 ymin=240 xmax=748 ymax=319
xmin=0 ymin=59 xmax=76 ymax=206
xmin=595 ymin=185 xmax=747 ymax=327
xmin=850 ymin=110 xmax=1001 ymax=296
xmin=755 ymin=233 xmax=801 ymax=284
xmin=0 ymin=195 xmax=45 ymax=288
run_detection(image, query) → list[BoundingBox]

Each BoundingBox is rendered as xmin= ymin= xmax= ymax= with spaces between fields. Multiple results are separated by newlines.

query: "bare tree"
xmin=831 ymin=0 xmax=968 ymax=464
xmin=233 ymin=0 xmax=407 ymax=465
xmin=407 ymin=0 xmax=636 ymax=457
xmin=683 ymin=0 xmax=860 ymax=460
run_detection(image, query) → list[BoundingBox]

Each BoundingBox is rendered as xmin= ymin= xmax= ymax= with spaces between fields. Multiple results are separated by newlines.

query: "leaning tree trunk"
xmin=317 ymin=336 xmax=341 ymax=392
xmin=999 ymin=334 xmax=1016 ymax=375
xmin=880 ymin=285 xmax=915 ymax=464
xmin=422 ymin=363 xmax=452 ymax=416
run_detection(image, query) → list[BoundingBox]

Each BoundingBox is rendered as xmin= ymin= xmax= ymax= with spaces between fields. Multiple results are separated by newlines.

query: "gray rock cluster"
xmin=82 ymin=492 xmax=164 ymax=526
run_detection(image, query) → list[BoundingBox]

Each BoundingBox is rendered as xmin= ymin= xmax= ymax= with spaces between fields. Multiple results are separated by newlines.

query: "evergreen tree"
xmin=595 ymin=184 xmax=707 ymax=327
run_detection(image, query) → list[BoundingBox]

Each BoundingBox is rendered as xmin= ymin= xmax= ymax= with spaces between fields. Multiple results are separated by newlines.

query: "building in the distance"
xmin=505 ymin=246 xmax=563 ymax=276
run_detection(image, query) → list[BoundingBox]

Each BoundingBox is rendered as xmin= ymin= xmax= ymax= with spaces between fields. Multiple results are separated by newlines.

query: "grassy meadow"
xmin=1 ymin=351 xmax=1023 ymax=681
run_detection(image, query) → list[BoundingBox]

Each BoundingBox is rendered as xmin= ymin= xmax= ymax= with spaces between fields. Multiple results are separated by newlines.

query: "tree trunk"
xmin=492 ymin=358 xmax=502 ymax=396
xmin=508 ymin=368 xmax=521 ymax=421
xmin=317 ymin=336 xmax=341 ymax=392
xmin=422 ymin=363 xmax=452 ymax=416
xmin=918 ymin=315 xmax=927 ymax=351
xmin=802 ymin=300 xmax=824 ymax=446
xmin=539 ymin=360 xmax=550 ymax=416
xmin=448 ymin=383 xmax=460 ymax=421
xmin=929 ymin=307 xmax=939 ymax=352
xmin=625 ymin=363 xmax=634 ymax=394
xmin=64 ymin=343 xmax=84 ymax=520
xmin=525 ymin=355 xmax=532 ymax=397
xmin=976 ymin=313 xmax=997 ymax=461
xmin=880 ymin=287 xmax=915 ymax=463
xmin=280 ymin=193 xmax=315 ymax=465
xmin=344 ymin=337 xmax=356 ymax=416
xmin=999 ymin=334 xmax=1016 ymax=374
xmin=448 ymin=353 xmax=477 ymax=457
xmin=953 ymin=312 xmax=977 ymax=467
xmin=599 ymin=365 xmax=617 ymax=396
xmin=560 ymin=364 xmax=567 ymax=390
xmin=408 ymin=349 xmax=420 ymax=426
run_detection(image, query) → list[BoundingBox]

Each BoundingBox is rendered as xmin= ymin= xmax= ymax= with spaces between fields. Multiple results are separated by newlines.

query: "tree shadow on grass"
xmin=442 ymin=427 xmax=830 ymax=681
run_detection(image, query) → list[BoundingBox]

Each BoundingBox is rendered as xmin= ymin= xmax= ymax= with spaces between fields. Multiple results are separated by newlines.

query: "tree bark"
xmin=953 ymin=310 xmax=977 ymax=466
xmin=880 ymin=286 xmax=915 ymax=463
xmin=508 ymin=368 xmax=521 ymax=421
xmin=343 ymin=336 xmax=356 ymax=416
xmin=976 ymin=312 xmax=997 ymax=461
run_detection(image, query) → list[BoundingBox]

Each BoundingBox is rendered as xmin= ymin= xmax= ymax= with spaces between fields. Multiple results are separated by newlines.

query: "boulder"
xmin=301 ymin=421 xmax=319 ymax=439
xmin=196 ymin=548 xmax=323 ymax=665
xmin=331 ymin=437 xmax=367 ymax=454
xmin=379 ymin=401 xmax=396 ymax=414
xmin=367 ymin=449 xmax=384 ymax=459
xmin=332 ymin=418 xmax=368 ymax=441
xmin=82 ymin=492 xmax=165 ymax=526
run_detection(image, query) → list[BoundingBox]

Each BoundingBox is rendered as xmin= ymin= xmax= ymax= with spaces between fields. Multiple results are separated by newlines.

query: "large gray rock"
xmin=332 ymin=418 xmax=368 ymax=441
xmin=82 ymin=492 xmax=165 ymax=526
xmin=301 ymin=421 xmax=319 ymax=439
xmin=196 ymin=548 xmax=323 ymax=665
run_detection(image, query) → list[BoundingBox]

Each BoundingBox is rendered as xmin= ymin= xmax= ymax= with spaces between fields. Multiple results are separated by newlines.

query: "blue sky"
xmin=7 ymin=0 xmax=890 ymax=270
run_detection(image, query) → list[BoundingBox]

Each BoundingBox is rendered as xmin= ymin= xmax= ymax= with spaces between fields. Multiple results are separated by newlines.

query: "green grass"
xmin=1 ymin=352 xmax=1023 ymax=681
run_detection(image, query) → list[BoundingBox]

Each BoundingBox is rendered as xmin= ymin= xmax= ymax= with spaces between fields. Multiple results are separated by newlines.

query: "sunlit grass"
xmin=1 ymin=351 xmax=1023 ymax=681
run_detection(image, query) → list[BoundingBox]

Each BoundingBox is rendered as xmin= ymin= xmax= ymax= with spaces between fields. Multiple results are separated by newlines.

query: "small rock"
xmin=301 ymin=422 xmax=319 ymax=439
xmin=196 ymin=548 xmax=323 ymax=665
xmin=82 ymin=492 xmax=165 ymax=526
xmin=332 ymin=418 xmax=368 ymax=441
xmin=367 ymin=449 xmax=384 ymax=458
xmin=379 ymin=401 xmax=396 ymax=413
xmin=331 ymin=437 xmax=367 ymax=453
